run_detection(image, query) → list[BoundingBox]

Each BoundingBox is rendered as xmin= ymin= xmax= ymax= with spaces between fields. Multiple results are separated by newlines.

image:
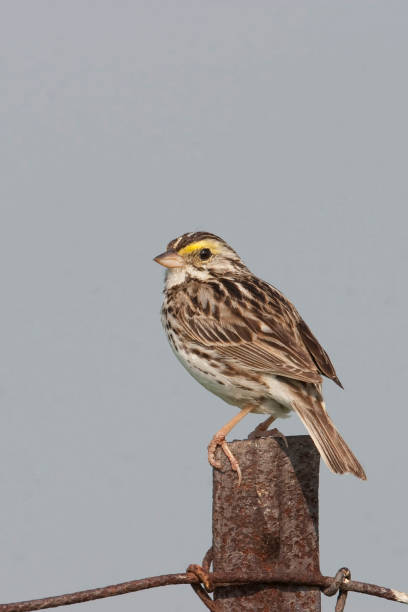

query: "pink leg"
xmin=207 ymin=405 xmax=253 ymax=485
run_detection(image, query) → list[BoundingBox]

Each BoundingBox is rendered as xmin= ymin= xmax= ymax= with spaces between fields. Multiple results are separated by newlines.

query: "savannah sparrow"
xmin=154 ymin=231 xmax=366 ymax=483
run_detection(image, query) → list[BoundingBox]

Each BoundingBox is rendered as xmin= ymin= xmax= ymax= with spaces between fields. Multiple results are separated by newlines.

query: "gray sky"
xmin=1 ymin=2 xmax=407 ymax=610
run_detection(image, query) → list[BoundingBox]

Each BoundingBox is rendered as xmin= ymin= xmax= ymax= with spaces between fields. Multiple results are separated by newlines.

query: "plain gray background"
xmin=1 ymin=2 xmax=407 ymax=610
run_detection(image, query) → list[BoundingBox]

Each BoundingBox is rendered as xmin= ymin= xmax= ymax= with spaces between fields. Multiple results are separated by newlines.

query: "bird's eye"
xmin=199 ymin=248 xmax=212 ymax=261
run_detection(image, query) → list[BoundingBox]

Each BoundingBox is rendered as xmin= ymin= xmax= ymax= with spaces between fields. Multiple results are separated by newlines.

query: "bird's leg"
xmin=247 ymin=415 xmax=276 ymax=439
xmin=247 ymin=415 xmax=288 ymax=446
xmin=208 ymin=405 xmax=253 ymax=485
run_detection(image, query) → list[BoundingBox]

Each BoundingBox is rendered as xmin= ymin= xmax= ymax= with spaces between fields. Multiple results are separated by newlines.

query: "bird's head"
xmin=154 ymin=231 xmax=246 ymax=288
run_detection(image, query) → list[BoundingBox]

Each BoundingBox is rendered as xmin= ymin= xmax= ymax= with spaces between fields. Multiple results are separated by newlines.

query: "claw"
xmin=208 ymin=434 xmax=242 ymax=486
xmin=266 ymin=428 xmax=288 ymax=447
xmin=207 ymin=406 xmax=253 ymax=485
xmin=249 ymin=425 xmax=288 ymax=447
xmin=248 ymin=414 xmax=276 ymax=439
xmin=221 ymin=440 xmax=242 ymax=486
xmin=207 ymin=436 xmax=222 ymax=470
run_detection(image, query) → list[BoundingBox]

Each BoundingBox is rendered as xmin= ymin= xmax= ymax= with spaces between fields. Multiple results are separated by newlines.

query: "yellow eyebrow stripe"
xmin=178 ymin=240 xmax=219 ymax=255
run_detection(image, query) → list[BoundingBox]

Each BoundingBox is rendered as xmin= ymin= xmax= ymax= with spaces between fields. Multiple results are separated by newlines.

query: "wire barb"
xmin=187 ymin=548 xmax=216 ymax=611
xmin=0 ymin=564 xmax=407 ymax=611
xmin=187 ymin=565 xmax=214 ymax=593
xmin=188 ymin=581 xmax=217 ymax=612
xmin=322 ymin=567 xmax=351 ymax=611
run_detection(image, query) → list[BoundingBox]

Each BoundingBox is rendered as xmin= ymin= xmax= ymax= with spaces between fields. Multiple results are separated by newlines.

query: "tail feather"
xmin=293 ymin=399 xmax=366 ymax=480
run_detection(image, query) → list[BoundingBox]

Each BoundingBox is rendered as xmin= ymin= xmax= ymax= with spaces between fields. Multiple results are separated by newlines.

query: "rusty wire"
xmin=0 ymin=564 xmax=407 ymax=611
xmin=187 ymin=548 xmax=216 ymax=611
xmin=189 ymin=552 xmax=352 ymax=611
xmin=323 ymin=567 xmax=351 ymax=611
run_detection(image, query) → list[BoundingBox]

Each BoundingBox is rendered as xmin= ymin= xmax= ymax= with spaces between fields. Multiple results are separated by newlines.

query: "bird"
xmin=154 ymin=231 xmax=366 ymax=484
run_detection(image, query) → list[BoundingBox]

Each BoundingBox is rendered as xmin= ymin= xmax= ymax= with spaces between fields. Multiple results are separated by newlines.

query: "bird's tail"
xmin=293 ymin=398 xmax=366 ymax=480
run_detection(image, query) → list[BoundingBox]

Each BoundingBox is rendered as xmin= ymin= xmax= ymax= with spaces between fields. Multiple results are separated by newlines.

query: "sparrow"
xmin=155 ymin=231 xmax=366 ymax=484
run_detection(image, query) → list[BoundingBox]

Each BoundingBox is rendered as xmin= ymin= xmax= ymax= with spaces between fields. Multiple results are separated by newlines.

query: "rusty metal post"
xmin=212 ymin=435 xmax=321 ymax=611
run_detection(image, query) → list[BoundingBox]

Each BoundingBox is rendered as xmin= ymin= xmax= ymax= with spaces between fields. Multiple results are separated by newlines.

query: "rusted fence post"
xmin=212 ymin=435 xmax=321 ymax=611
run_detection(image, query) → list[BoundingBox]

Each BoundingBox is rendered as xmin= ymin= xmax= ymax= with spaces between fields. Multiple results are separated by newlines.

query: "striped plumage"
xmin=155 ymin=231 xmax=366 ymax=481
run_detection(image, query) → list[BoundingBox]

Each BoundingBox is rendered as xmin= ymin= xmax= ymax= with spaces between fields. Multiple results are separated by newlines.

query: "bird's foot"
xmin=248 ymin=425 xmax=288 ymax=447
xmin=208 ymin=433 xmax=242 ymax=486
xmin=248 ymin=415 xmax=276 ymax=440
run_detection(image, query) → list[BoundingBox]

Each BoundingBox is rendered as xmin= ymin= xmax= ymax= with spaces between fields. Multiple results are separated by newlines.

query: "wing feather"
xmin=297 ymin=318 xmax=343 ymax=387
xmin=175 ymin=279 xmax=324 ymax=384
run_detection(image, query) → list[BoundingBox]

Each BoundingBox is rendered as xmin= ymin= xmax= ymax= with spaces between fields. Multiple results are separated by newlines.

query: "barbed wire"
xmin=1 ymin=440 xmax=405 ymax=610
xmin=0 ymin=561 xmax=406 ymax=612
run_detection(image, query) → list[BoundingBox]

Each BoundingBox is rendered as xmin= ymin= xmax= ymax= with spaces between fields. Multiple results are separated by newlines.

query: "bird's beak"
xmin=153 ymin=250 xmax=185 ymax=268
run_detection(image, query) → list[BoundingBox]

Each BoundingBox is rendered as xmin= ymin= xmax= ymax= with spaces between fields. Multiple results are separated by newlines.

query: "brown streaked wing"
xmin=175 ymin=281 xmax=322 ymax=385
xmin=297 ymin=318 xmax=343 ymax=388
